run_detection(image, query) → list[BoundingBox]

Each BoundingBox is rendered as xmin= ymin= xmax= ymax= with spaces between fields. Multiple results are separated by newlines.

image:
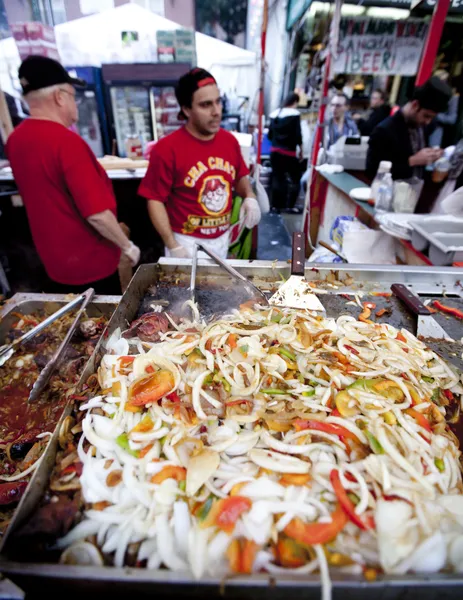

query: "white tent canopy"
xmin=0 ymin=3 xmax=258 ymax=101
xmin=56 ymin=3 xmax=258 ymax=99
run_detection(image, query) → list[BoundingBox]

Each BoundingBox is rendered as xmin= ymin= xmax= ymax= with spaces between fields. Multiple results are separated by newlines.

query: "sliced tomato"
xmin=145 ymin=365 xmax=155 ymax=374
xmin=395 ymin=332 xmax=407 ymax=343
xmin=202 ymin=496 xmax=252 ymax=534
xmin=444 ymin=389 xmax=454 ymax=401
xmin=330 ymin=469 xmax=373 ymax=531
xmin=331 ymin=408 xmax=341 ymax=418
xmin=166 ymin=391 xmax=181 ymax=402
xmin=284 ymin=503 xmax=348 ymax=545
xmin=128 ymin=370 xmax=175 ymax=406
xmin=151 ymin=465 xmax=186 ymax=484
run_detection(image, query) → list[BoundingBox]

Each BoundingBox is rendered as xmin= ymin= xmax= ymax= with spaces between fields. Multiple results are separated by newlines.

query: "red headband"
xmin=197 ymin=77 xmax=216 ymax=88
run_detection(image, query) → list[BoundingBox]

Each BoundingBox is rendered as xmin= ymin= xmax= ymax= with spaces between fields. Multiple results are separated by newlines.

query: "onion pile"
xmin=58 ymin=305 xmax=463 ymax=598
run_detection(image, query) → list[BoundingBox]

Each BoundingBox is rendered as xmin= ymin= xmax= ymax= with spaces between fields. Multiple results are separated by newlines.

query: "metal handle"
xmin=197 ymin=244 xmax=269 ymax=306
xmin=28 ymin=288 xmax=95 ymax=403
xmin=291 ymin=232 xmax=306 ymax=276
xmin=197 ymin=244 xmax=249 ymax=283
xmin=0 ymin=293 xmax=86 ymax=363
xmin=391 ymin=283 xmax=431 ymax=316
xmin=319 ymin=240 xmax=348 ymax=263
xmin=189 ymin=243 xmax=199 ymax=303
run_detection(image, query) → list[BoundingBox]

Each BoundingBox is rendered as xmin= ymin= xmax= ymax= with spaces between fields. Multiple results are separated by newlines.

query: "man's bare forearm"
xmin=235 ymin=176 xmax=255 ymax=199
xmin=87 ymin=210 xmax=130 ymax=250
xmin=147 ymin=200 xmax=177 ymax=249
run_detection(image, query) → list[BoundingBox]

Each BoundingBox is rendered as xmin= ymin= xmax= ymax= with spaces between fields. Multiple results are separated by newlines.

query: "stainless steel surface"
xmin=412 ymin=218 xmax=463 ymax=262
xmin=197 ymin=244 xmax=269 ymax=307
xmin=417 ymin=313 xmax=452 ymax=340
xmin=0 ymin=294 xmax=86 ymax=367
xmin=0 ymin=294 xmax=118 ymax=554
xmin=2 ymin=267 xmax=463 ymax=594
xmin=428 ymin=233 xmax=463 ymax=266
xmin=28 ymin=289 xmax=95 ymax=403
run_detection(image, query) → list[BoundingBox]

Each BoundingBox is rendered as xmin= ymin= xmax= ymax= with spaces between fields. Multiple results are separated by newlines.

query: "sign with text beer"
xmin=333 ymin=18 xmax=428 ymax=76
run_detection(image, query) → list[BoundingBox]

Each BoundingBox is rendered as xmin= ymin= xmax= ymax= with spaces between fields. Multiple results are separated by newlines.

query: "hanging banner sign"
xmin=333 ymin=18 xmax=428 ymax=76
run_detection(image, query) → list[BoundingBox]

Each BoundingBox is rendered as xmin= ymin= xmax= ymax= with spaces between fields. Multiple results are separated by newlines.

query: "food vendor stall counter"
xmin=311 ymin=170 xmax=433 ymax=267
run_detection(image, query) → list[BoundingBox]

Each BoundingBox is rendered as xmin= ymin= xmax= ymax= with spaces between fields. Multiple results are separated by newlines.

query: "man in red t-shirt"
xmin=6 ymin=56 xmax=140 ymax=293
xmin=139 ymin=68 xmax=261 ymax=259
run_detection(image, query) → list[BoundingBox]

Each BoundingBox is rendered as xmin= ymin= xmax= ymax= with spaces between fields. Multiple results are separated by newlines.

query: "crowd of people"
xmin=3 ymin=52 xmax=463 ymax=293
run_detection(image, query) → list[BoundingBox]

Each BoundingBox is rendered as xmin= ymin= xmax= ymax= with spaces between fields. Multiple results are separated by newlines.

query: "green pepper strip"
xmin=365 ymin=431 xmax=384 ymax=455
xmin=116 ymin=433 xmax=139 ymax=458
xmin=278 ymin=347 xmax=297 ymax=362
xmin=261 ymin=388 xmax=288 ymax=395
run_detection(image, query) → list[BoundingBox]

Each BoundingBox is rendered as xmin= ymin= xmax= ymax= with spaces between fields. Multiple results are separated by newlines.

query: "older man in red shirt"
xmin=6 ymin=56 xmax=140 ymax=293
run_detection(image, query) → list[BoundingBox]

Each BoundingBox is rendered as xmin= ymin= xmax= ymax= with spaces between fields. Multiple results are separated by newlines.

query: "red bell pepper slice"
xmin=330 ymin=469 xmax=374 ymax=531
xmin=433 ymin=300 xmax=463 ymax=320
xmin=444 ymin=389 xmax=454 ymax=401
xmin=405 ymin=408 xmax=432 ymax=433
xmin=293 ymin=419 xmax=360 ymax=443
xmin=284 ymin=503 xmax=348 ymax=545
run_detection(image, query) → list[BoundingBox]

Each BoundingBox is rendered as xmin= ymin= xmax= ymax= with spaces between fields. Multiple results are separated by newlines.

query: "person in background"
xmin=357 ymin=89 xmax=391 ymax=136
xmin=6 ymin=56 xmax=140 ymax=294
xmin=366 ymin=77 xmax=452 ymax=180
xmin=428 ymin=70 xmax=460 ymax=148
xmin=326 ymin=93 xmax=359 ymax=149
xmin=268 ymin=92 xmax=303 ymax=214
xmin=139 ymin=68 xmax=260 ymax=259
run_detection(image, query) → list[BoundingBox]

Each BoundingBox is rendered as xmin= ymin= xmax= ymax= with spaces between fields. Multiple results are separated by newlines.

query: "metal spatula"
xmin=391 ymin=283 xmax=463 ymax=371
xmin=269 ymin=232 xmax=325 ymax=312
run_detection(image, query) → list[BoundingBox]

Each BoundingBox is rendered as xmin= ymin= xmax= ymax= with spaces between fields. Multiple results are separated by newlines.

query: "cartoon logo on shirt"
xmin=198 ymin=175 xmax=230 ymax=216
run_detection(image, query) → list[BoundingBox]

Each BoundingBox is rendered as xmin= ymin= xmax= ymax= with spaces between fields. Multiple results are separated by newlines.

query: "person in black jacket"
xmin=366 ymin=77 xmax=451 ymax=181
xmin=268 ymin=92 xmax=303 ymax=213
xmin=357 ymin=89 xmax=391 ymax=136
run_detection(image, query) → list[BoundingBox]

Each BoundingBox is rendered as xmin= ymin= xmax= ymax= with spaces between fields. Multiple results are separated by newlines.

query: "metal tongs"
xmin=0 ymin=289 xmax=95 ymax=402
xmin=27 ymin=288 xmax=95 ymax=403
xmin=189 ymin=243 xmax=269 ymax=309
xmin=0 ymin=293 xmax=89 ymax=367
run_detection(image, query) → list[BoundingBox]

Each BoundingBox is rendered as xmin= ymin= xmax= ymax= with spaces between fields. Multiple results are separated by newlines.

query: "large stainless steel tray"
xmin=1 ymin=265 xmax=463 ymax=598
xmin=0 ymin=293 xmax=119 ymax=554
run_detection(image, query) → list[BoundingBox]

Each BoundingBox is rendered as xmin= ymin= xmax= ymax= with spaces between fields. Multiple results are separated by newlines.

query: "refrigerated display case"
xmin=101 ymin=63 xmax=191 ymax=157
xmin=65 ymin=66 xmax=110 ymax=157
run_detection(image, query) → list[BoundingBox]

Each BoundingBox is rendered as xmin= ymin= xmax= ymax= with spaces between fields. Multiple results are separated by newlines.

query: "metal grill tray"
xmin=0 ymin=294 xmax=119 ymax=555
xmin=1 ymin=265 xmax=463 ymax=597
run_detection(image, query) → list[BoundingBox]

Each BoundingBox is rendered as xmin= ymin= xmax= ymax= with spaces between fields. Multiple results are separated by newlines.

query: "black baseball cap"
xmin=18 ymin=55 xmax=85 ymax=95
xmin=175 ymin=67 xmax=217 ymax=120
xmin=413 ymin=76 xmax=452 ymax=113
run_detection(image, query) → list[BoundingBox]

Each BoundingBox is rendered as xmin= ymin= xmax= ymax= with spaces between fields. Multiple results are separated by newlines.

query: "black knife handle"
xmin=291 ymin=232 xmax=306 ymax=276
xmin=391 ymin=283 xmax=430 ymax=316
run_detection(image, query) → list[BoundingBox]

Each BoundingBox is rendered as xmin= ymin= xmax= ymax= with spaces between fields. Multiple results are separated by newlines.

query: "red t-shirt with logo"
xmin=138 ymin=127 xmax=249 ymax=239
xmin=6 ymin=119 xmax=120 ymax=285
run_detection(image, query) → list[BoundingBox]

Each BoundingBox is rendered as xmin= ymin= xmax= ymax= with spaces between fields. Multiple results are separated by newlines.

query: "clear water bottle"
xmin=372 ymin=161 xmax=393 ymax=212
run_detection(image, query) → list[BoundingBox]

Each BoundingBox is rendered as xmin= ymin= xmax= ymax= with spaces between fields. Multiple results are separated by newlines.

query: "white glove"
xmin=240 ymin=197 xmax=262 ymax=229
xmin=122 ymin=241 xmax=141 ymax=267
xmin=169 ymin=245 xmax=191 ymax=259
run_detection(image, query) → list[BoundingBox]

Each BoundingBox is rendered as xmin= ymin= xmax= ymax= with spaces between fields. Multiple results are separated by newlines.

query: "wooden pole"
xmin=0 ymin=87 xmax=13 ymax=145
xmin=415 ymin=0 xmax=451 ymax=86
xmin=256 ymin=0 xmax=268 ymax=165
